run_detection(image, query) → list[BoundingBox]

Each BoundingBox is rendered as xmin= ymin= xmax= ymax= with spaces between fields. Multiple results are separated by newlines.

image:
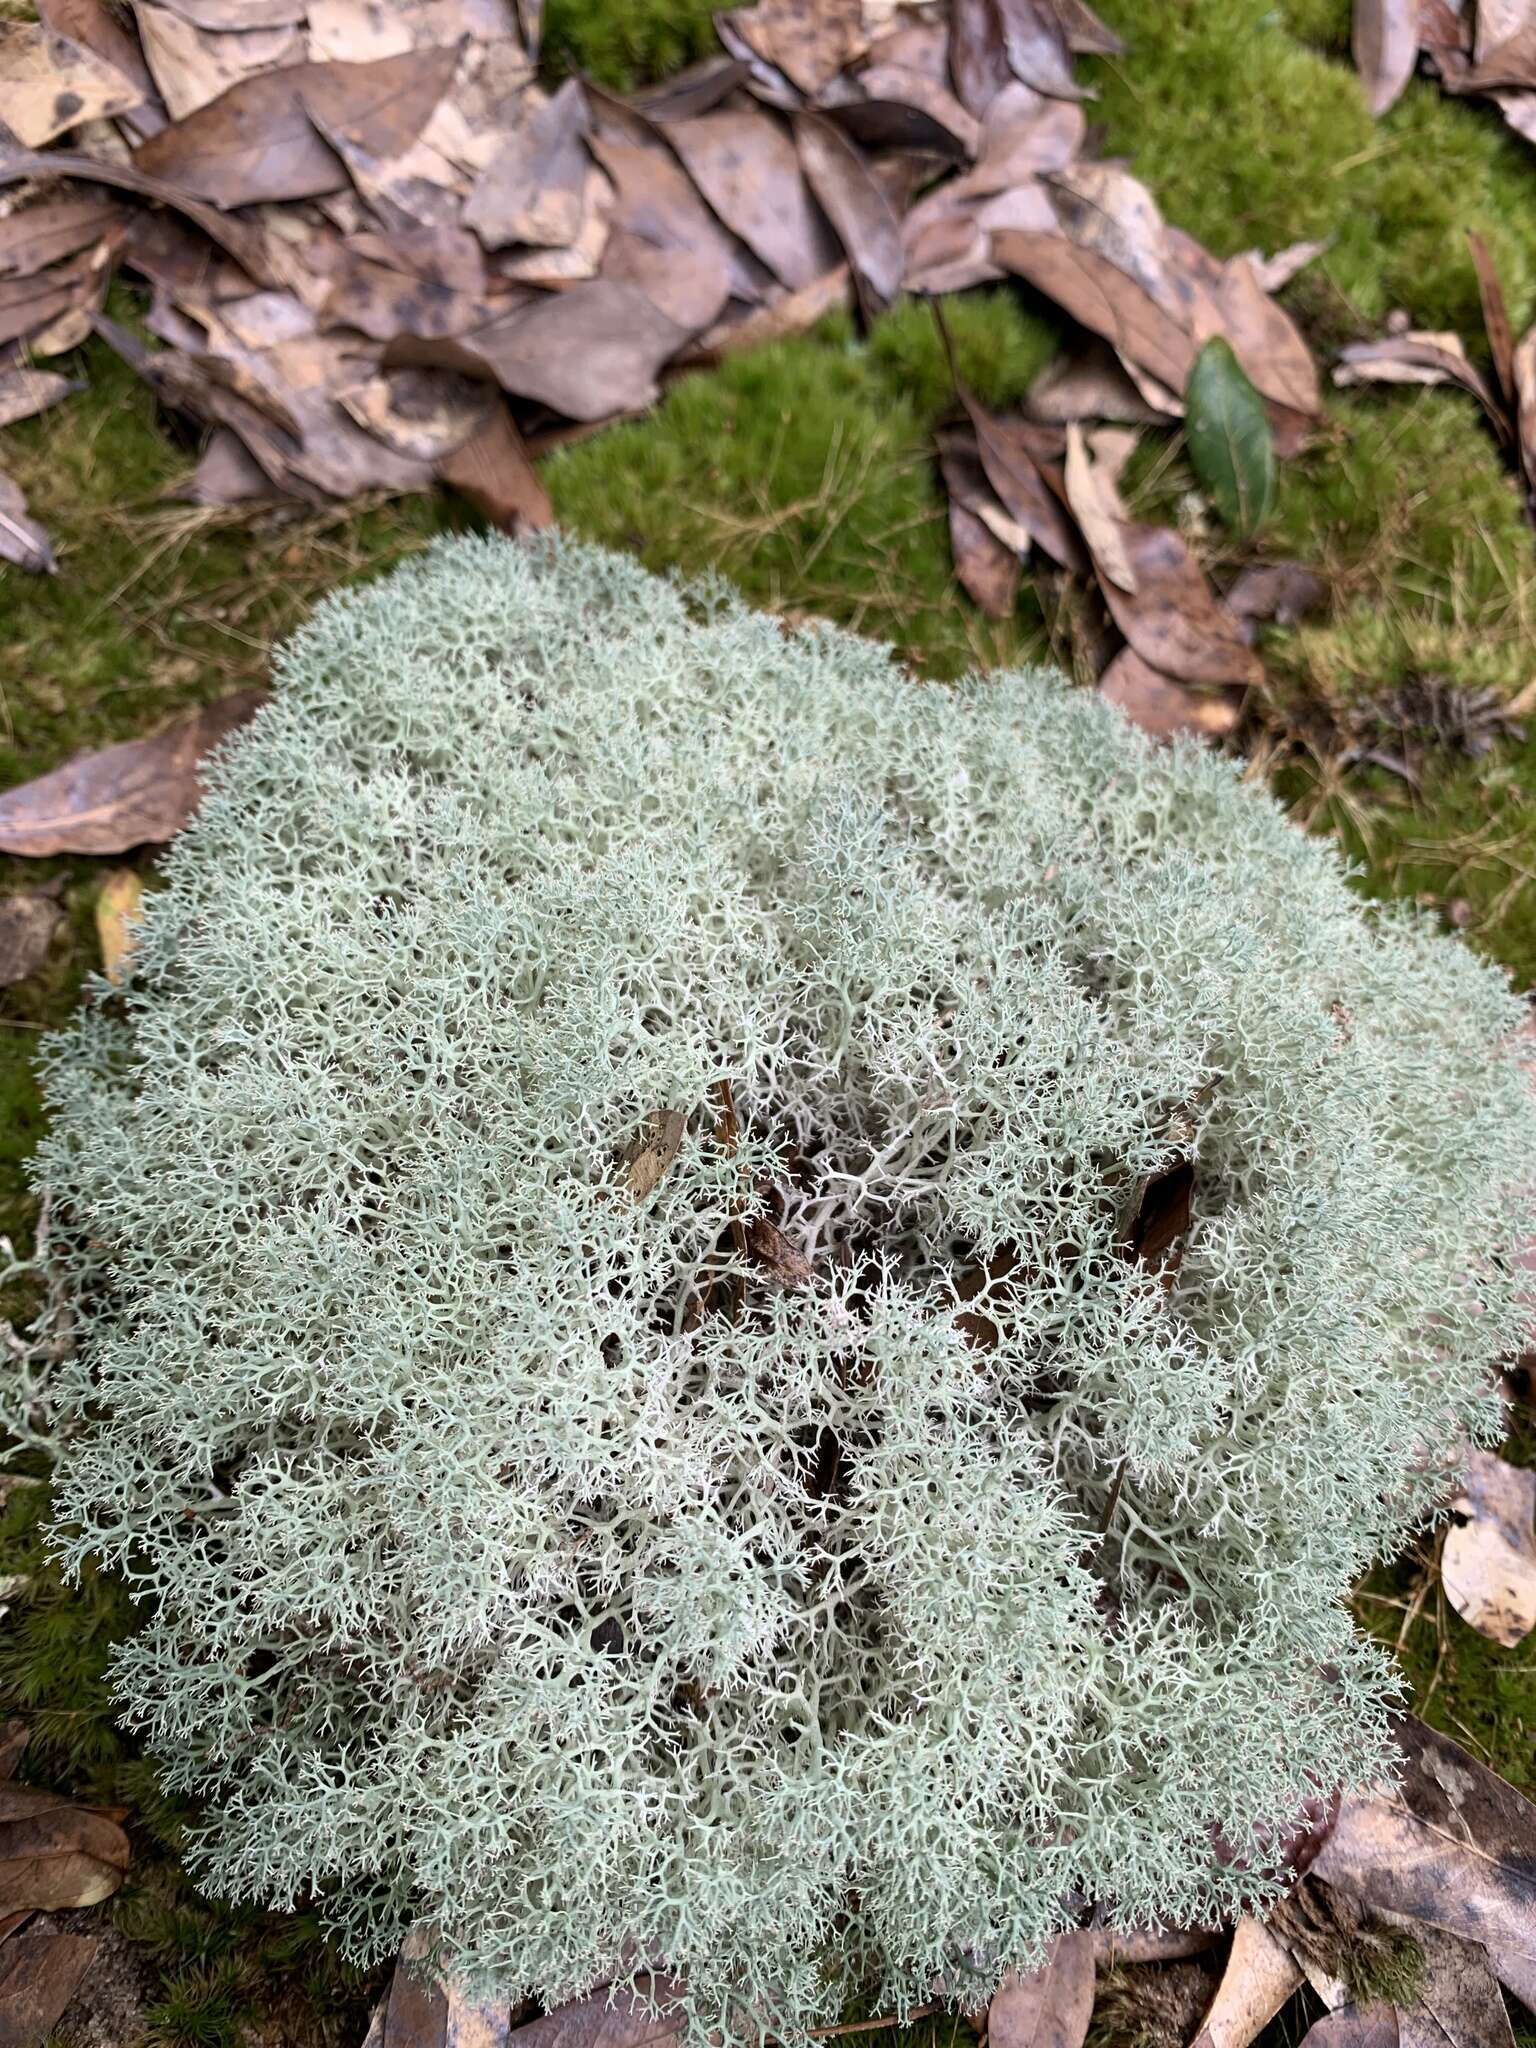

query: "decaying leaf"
xmin=745 ymin=1214 xmax=814 ymax=1288
xmin=1300 ymin=2010 xmax=1400 ymax=2046
xmin=95 ymin=868 xmax=145 ymax=987
xmin=508 ymin=1976 xmax=686 ymax=2048
xmin=0 ymin=370 xmax=77 ymax=430
xmin=1309 ymin=1715 xmax=1536 ymax=2005
xmin=992 ymin=228 xmax=1197 ymax=396
xmin=1100 ymin=519 xmax=1265 ymax=687
xmin=1224 ymin=560 xmax=1326 ymax=631
xmin=0 ymin=470 xmax=55 ymax=576
xmin=1062 ymin=421 xmax=1137 ymax=589
xmin=0 ymin=198 xmax=121 ymax=281
xmin=1334 ymin=331 xmax=1506 ymax=434
xmin=1027 ymin=341 xmax=1167 ymax=425
xmin=1185 ymin=336 xmax=1276 ymax=535
xmin=0 ymin=1933 xmax=100 ymax=2048
xmin=0 ymin=1783 xmax=130 ymax=1914
xmin=724 ymin=0 xmax=868 ymax=96
xmin=0 ymin=20 xmax=141 ymax=146
xmin=623 ymin=1109 xmax=687 ymax=1201
xmin=986 ymin=1931 xmax=1095 ymax=2048
xmin=590 ymin=126 xmax=735 ymax=331
xmin=958 ymin=396 xmax=1085 ymax=572
xmin=1441 ymin=1446 xmax=1536 ymax=1647
xmin=1243 ymin=236 xmax=1330 ymax=294
xmin=0 ymin=690 xmax=265 ymax=857
xmin=1100 ymin=647 xmax=1241 ymax=742
xmin=131 ymin=2 xmax=305 ymax=121
xmin=0 ymin=891 xmax=63 ymax=989
xmin=133 ymin=48 xmax=460 ymax=209
xmin=939 ymin=429 xmax=1023 ymax=616
xmin=1191 ymin=1916 xmax=1306 ymax=2048
xmin=665 ymin=103 xmax=841 ymax=290
xmin=434 ymin=281 xmax=686 ymax=421
xmin=1467 ymin=229 xmax=1517 ymax=414
xmin=465 ymin=81 xmax=591 ymax=251
xmin=1514 ymin=321 xmax=1536 ymax=498
xmin=1353 ymin=0 xmax=1421 ymax=116
xmin=340 ymin=365 xmax=495 ymax=461
xmin=793 ymin=110 xmax=902 ymax=316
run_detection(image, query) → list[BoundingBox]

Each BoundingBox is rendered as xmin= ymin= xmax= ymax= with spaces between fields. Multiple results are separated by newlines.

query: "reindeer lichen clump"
xmin=32 ymin=536 xmax=1536 ymax=2041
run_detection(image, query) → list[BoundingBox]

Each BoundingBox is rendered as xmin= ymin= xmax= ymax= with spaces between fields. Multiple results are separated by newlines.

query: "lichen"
xmin=28 ymin=536 xmax=1536 ymax=2043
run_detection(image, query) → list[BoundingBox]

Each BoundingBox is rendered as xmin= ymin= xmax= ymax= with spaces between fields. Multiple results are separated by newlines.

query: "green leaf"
xmin=1184 ymin=337 xmax=1275 ymax=536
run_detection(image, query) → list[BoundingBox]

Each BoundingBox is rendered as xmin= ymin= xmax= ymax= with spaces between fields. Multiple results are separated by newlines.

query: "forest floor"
xmin=1 ymin=0 xmax=1535 ymax=2043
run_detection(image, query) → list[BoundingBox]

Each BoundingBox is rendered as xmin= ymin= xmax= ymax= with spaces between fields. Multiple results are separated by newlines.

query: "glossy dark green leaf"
xmin=1185 ymin=336 xmax=1275 ymax=536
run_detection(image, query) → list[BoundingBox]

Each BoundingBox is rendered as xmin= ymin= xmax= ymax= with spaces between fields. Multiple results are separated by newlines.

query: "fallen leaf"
xmin=963 ymin=79 xmax=1084 ymax=190
xmin=508 ymin=1976 xmax=685 ymax=2048
xmin=0 ymin=20 xmax=141 ymax=146
xmin=133 ymin=47 xmax=460 ymax=209
xmin=1353 ymin=0 xmax=1420 ymax=115
xmin=1027 ymin=341 xmax=1168 ymax=424
xmin=792 ymin=110 xmax=902 ymax=315
xmin=445 ymin=281 xmax=686 ymax=420
xmin=710 ymin=14 xmax=802 ymax=108
xmin=590 ymin=127 xmax=735 ymax=330
xmin=1047 ymin=0 xmax=1124 ymax=55
xmin=37 ymin=0 xmax=160 ymax=119
xmin=1224 ymin=561 xmax=1325 ymax=630
xmin=1062 ymin=421 xmax=1137 ymax=588
xmin=686 ymin=263 xmax=852 ymax=359
xmin=340 ymin=365 xmax=493 ymax=460
xmin=626 ymin=53 xmax=752 ymax=122
xmin=1452 ymin=22 xmax=1536 ymax=86
xmin=1334 ymin=331 xmax=1506 ymax=434
xmin=0 ymin=1785 xmax=130 ymax=1913
xmin=724 ymin=0 xmax=868 ymax=96
xmin=1099 ymin=646 xmax=1242 ymax=742
xmin=0 ymin=369 xmax=76 ymax=429
xmin=0 ymin=470 xmax=55 ymax=576
xmin=131 ymin=3 xmax=305 ymax=121
xmin=1467 ymin=229 xmax=1516 ymax=414
xmin=746 ymin=1214 xmax=813 ymax=1287
xmin=183 ymin=423 xmax=287 ymax=504
xmin=1309 ymin=1715 xmax=1536 ymax=2003
xmin=0 ymin=198 xmax=122 ymax=285
xmin=835 ymin=66 xmax=979 ymax=157
xmin=1242 ymin=237 xmax=1330 ymax=294
xmin=0 ymin=893 xmax=63 ymax=989
xmin=1090 ymin=1926 xmax=1218 ymax=1963
xmin=0 ymin=148 xmax=278 ymax=285
xmin=1441 ymin=1446 xmax=1536 ymax=1647
xmin=305 ymin=0 xmax=520 ymax=62
xmin=939 ymin=429 xmax=1024 ymax=616
xmin=465 ymin=80 xmax=591 ymax=250
xmin=318 ymin=251 xmax=513 ymax=344
xmin=0 ymin=689 xmax=264 ymax=856
xmin=1101 ymin=519 xmax=1265 ymax=687
xmin=1300 ymin=2011 xmax=1401 ymax=2047
xmin=992 ymin=228 xmax=1196 ymax=396
xmin=996 ymin=0 xmax=1084 ymax=100
xmin=665 ymin=102 xmax=841 ymax=290
xmin=987 ymin=1931 xmax=1095 ymax=2048
xmin=1174 ymin=239 xmax=1322 ymax=420
xmin=155 ymin=0 xmax=307 ymax=24
xmin=963 ymin=397 xmax=1086 ymax=571
xmin=1405 ymin=1924 xmax=1517 ymax=2048
xmin=94 ymin=869 xmax=145 ymax=986
xmin=1185 ymin=335 xmax=1276 ymax=535
xmin=0 ymin=1933 xmax=99 ymax=2048
xmin=1191 ymin=1917 xmax=1306 ymax=2048
xmin=436 ymin=404 xmax=550 ymax=532
xmin=949 ymin=0 xmax=1015 ymax=117
xmin=1514 ymin=321 xmax=1536 ymax=496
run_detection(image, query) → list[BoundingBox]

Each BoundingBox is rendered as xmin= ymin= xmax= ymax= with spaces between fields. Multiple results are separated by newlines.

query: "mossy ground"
xmin=2 ymin=0 xmax=1535 ymax=2040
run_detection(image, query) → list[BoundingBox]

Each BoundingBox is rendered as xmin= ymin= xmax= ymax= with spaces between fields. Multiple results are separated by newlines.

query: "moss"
xmin=540 ymin=0 xmax=718 ymax=89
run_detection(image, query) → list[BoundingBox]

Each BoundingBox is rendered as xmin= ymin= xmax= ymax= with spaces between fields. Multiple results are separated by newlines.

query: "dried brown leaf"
xmin=1441 ymin=1446 xmax=1536 ymax=1647
xmin=665 ymin=102 xmax=840 ymax=289
xmin=1101 ymin=520 xmax=1264 ymax=687
xmin=1099 ymin=646 xmax=1241 ymax=742
xmin=183 ymin=421 xmax=288 ymax=503
xmin=0 ymin=470 xmax=54 ymax=575
xmin=0 ymin=149 xmax=276 ymax=282
xmin=949 ymin=0 xmax=1013 ymax=118
xmin=746 ymin=1214 xmax=813 ymax=1288
xmin=509 ymin=1976 xmax=685 ymax=2048
xmin=1242 ymin=236 xmax=1329 ymax=294
xmin=1062 ymin=421 xmax=1136 ymax=586
xmin=1455 ymin=22 xmax=1536 ymax=85
xmin=1046 ymin=0 xmax=1124 ymax=55
xmin=626 ymin=54 xmax=751 ymax=122
xmin=591 ymin=127 xmax=734 ymax=330
xmin=1090 ymin=1926 xmax=1218 ymax=1964
xmin=156 ymin=0 xmax=307 ymax=25
xmin=0 ymin=689 xmax=264 ymax=856
xmin=1309 ymin=1715 xmax=1536 ymax=2002
xmin=0 ymin=198 xmax=121 ymax=280
xmin=319 ymin=250 xmax=513 ymax=344
xmin=0 ymin=20 xmax=141 ymax=146
xmin=0 ymin=1785 xmax=130 ymax=1913
xmin=1300 ymin=2011 xmax=1401 ymax=2047
xmin=1514 ymin=320 xmax=1536 ymax=495
xmin=305 ymin=0 xmax=521 ymax=62
xmin=987 ymin=1931 xmax=1095 ymax=2048
xmin=1191 ymin=1917 xmax=1306 ymax=2048
xmin=992 ymin=227 xmax=1196 ymax=395
xmin=339 ymin=364 xmax=493 ymax=461
xmin=95 ymin=868 xmax=144 ymax=987
xmin=1224 ymin=560 xmax=1325 ymax=634
xmin=437 ymin=402 xmax=551 ymax=531
xmin=0 ymin=892 xmax=63 ymax=989
xmin=939 ymin=429 xmax=1023 ymax=615
xmin=439 ymin=280 xmax=686 ymax=420
xmin=834 ymin=67 xmax=979 ymax=157
xmin=686 ymin=263 xmax=852 ymax=360
xmin=963 ymin=79 xmax=1084 ymax=191
xmin=38 ymin=0 xmax=159 ymax=114
xmin=0 ymin=368 xmax=76 ymax=429
xmin=465 ymin=80 xmax=590 ymax=251
xmin=724 ymin=0 xmax=868 ymax=97
xmin=1469 ymin=229 xmax=1518 ymax=414
xmin=1027 ymin=340 xmax=1167 ymax=424
xmin=1353 ymin=0 xmax=1420 ymax=115
xmin=133 ymin=47 xmax=459 ymax=209
xmin=792 ymin=109 xmax=902 ymax=314
xmin=0 ymin=1933 xmax=99 ymax=2048
xmin=1191 ymin=248 xmax=1321 ymax=417
xmin=996 ymin=0 xmax=1084 ymax=100
xmin=131 ymin=3 xmax=306 ymax=121
xmin=961 ymin=397 xmax=1085 ymax=571
xmin=1334 ymin=330 xmax=1505 ymax=431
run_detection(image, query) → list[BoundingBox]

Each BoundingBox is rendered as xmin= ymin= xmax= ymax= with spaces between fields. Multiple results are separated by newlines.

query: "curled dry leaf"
xmin=1062 ymin=421 xmax=1137 ymax=587
xmin=1441 ymin=1446 xmax=1536 ymax=1647
xmin=1467 ymin=229 xmax=1516 ymax=413
xmin=1334 ymin=332 xmax=1506 ymax=434
xmin=434 ymin=403 xmax=550 ymax=532
xmin=939 ymin=429 xmax=1024 ymax=617
xmin=0 ymin=1933 xmax=100 ymax=2048
xmin=591 ymin=127 xmax=735 ymax=331
xmin=793 ymin=110 xmax=903 ymax=315
xmin=0 ymin=1783 xmax=130 ymax=1914
xmin=836 ymin=66 xmax=980 ymax=157
xmin=0 ymin=20 xmax=141 ymax=147
xmin=95 ymin=868 xmax=145 ymax=987
xmin=992 ymin=228 xmax=1196 ymax=396
xmin=1190 ymin=1916 xmax=1305 ymax=2048
xmin=986 ymin=1931 xmax=1095 ymax=2048
xmin=725 ymin=0 xmax=868 ymax=97
xmin=664 ymin=103 xmax=841 ymax=290
xmin=1028 ymin=341 xmax=1168 ymax=425
xmin=963 ymin=396 xmax=1086 ymax=570
xmin=1100 ymin=647 xmax=1241 ymax=743
xmin=0 ymin=470 xmax=55 ymax=576
xmin=131 ymin=3 xmax=306 ymax=121
xmin=745 ymin=1214 xmax=814 ymax=1288
xmin=0 ymin=892 xmax=63 ymax=989
xmin=0 ymin=689 xmax=264 ymax=857
xmin=949 ymin=0 xmax=1014 ymax=118
xmin=0 ymin=198 xmax=121 ymax=280
xmin=1353 ymin=0 xmax=1421 ymax=116
xmin=340 ymin=365 xmax=495 ymax=461
xmin=1099 ymin=520 xmax=1264 ymax=687
xmin=133 ymin=47 xmax=460 ymax=209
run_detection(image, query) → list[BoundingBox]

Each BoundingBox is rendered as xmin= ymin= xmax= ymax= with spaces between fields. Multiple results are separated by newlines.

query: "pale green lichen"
xmin=26 ymin=536 xmax=1536 ymax=2042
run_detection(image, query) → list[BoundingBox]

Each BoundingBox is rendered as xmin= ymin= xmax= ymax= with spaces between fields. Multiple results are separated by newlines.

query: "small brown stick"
xmin=805 ymin=2005 xmax=945 ymax=2040
xmin=1096 ymin=1453 xmax=1129 ymax=1540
